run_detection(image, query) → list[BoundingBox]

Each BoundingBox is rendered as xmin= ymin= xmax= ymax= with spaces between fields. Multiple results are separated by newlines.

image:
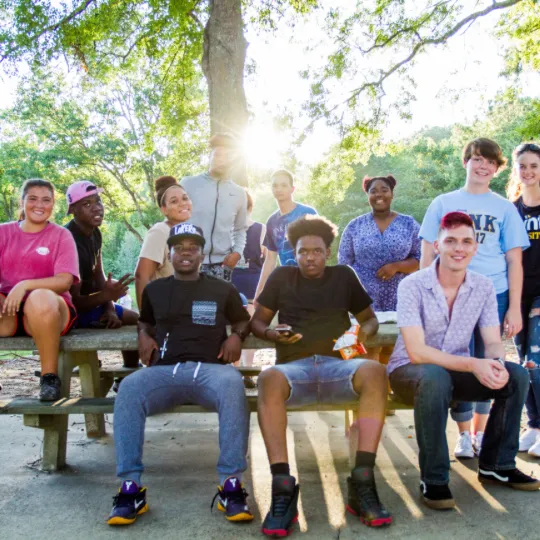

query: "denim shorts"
xmin=272 ymin=355 xmax=366 ymax=408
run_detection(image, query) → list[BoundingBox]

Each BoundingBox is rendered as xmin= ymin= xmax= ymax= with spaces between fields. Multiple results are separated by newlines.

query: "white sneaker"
xmin=529 ymin=438 xmax=540 ymax=457
xmin=519 ymin=428 xmax=540 ymax=452
xmin=454 ymin=431 xmax=474 ymax=459
xmin=472 ymin=432 xmax=484 ymax=456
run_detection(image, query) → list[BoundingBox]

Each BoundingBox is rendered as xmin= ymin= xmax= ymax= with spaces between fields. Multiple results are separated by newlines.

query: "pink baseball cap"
xmin=66 ymin=181 xmax=104 ymax=214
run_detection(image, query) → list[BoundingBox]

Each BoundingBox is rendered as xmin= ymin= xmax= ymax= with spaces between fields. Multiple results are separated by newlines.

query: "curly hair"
xmin=362 ymin=175 xmax=397 ymax=193
xmin=287 ymin=215 xmax=339 ymax=249
xmin=154 ymin=175 xmax=186 ymax=207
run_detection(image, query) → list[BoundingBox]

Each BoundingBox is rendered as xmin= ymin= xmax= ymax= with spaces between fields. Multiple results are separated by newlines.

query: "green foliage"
xmin=304 ymin=95 xmax=540 ymax=255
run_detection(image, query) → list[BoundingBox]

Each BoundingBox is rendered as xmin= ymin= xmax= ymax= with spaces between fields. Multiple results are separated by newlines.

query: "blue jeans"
xmin=514 ymin=296 xmax=540 ymax=429
xmin=114 ymin=362 xmax=250 ymax=485
xmin=390 ymin=361 xmax=528 ymax=485
xmin=451 ymin=289 xmax=509 ymax=423
xmin=272 ymin=355 xmax=368 ymax=407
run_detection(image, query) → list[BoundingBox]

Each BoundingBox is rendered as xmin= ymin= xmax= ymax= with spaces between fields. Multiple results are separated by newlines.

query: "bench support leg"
xmin=74 ymin=352 xmax=106 ymax=438
xmin=24 ymin=414 xmax=68 ymax=471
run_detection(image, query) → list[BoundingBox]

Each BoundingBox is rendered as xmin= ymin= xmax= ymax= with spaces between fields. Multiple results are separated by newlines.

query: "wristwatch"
xmin=493 ymin=357 xmax=505 ymax=368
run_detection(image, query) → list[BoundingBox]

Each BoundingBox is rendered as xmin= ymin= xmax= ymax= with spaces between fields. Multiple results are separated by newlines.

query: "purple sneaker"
xmin=212 ymin=476 xmax=253 ymax=522
xmin=107 ymin=480 xmax=148 ymax=526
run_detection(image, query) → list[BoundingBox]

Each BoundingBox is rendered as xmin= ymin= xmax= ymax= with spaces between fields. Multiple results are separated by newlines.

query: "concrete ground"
xmin=0 ymin=410 xmax=537 ymax=540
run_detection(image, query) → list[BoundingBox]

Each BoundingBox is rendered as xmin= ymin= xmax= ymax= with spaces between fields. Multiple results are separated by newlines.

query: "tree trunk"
xmin=202 ymin=0 xmax=248 ymax=186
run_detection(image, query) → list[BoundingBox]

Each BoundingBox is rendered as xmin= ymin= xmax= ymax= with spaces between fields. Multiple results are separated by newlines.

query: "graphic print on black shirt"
xmin=139 ymin=274 xmax=250 ymax=365
xmin=515 ymin=197 xmax=540 ymax=299
xmin=65 ymin=219 xmax=102 ymax=296
xmin=257 ymin=265 xmax=372 ymax=364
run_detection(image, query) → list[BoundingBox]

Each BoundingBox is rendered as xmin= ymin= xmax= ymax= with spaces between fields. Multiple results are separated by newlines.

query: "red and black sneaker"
xmin=261 ymin=475 xmax=300 ymax=537
xmin=346 ymin=467 xmax=392 ymax=527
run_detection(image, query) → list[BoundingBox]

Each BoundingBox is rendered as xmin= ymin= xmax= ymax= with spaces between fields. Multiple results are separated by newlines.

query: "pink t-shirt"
xmin=0 ymin=221 xmax=80 ymax=308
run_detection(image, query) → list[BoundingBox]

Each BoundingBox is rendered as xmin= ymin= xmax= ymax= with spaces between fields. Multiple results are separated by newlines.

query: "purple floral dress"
xmin=338 ymin=213 xmax=421 ymax=311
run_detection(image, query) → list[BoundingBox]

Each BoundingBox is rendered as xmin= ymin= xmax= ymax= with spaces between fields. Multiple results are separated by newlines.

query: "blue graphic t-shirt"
xmin=420 ymin=189 xmax=529 ymax=294
xmin=263 ymin=203 xmax=318 ymax=266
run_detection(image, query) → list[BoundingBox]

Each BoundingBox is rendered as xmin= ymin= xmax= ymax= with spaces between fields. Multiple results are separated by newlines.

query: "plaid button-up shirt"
xmin=387 ymin=261 xmax=500 ymax=374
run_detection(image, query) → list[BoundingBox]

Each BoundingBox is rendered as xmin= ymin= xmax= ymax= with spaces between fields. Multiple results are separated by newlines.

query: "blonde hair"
xmin=506 ymin=143 xmax=540 ymax=202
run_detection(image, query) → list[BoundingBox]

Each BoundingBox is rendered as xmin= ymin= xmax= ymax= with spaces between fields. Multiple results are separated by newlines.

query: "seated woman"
xmin=0 ymin=179 xmax=80 ymax=401
xmin=134 ymin=176 xmax=192 ymax=309
xmin=338 ymin=174 xmax=421 ymax=366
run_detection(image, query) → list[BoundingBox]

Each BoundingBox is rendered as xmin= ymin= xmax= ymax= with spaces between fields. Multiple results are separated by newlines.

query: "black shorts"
xmin=0 ymin=293 xmax=77 ymax=337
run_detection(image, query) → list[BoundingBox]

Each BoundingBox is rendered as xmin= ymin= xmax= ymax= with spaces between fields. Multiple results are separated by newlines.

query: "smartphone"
xmin=275 ymin=325 xmax=293 ymax=337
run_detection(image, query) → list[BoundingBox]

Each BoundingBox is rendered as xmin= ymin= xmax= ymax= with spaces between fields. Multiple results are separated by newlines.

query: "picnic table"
xmin=0 ymin=324 xmax=400 ymax=471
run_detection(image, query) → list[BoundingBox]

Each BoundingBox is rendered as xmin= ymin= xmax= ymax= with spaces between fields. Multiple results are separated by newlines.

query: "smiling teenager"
xmin=419 ymin=138 xmax=530 ymax=459
xmin=0 ymin=179 xmax=80 ymax=401
xmin=107 ymin=223 xmax=252 ymax=526
xmin=65 ymin=180 xmax=139 ymax=367
xmin=389 ymin=212 xmax=539 ymax=509
xmin=506 ymin=143 xmax=540 ymax=455
xmin=134 ymin=176 xmax=192 ymax=309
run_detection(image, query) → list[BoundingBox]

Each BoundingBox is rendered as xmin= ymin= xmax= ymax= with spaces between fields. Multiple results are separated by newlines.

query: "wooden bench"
xmin=0 ymin=325 xmax=400 ymax=471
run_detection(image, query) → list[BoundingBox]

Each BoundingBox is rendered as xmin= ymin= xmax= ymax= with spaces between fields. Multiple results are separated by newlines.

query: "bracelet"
xmin=264 ymin=327 xmax=274 ymax=341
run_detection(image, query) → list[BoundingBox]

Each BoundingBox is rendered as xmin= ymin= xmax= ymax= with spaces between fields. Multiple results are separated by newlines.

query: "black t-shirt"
xmin=140 ymin=274 xmax=250 ymax=365
xmin=515 ymin=197 xmax=540 ymax=300
xmin=257 ymin=265 xmax=372 ymax=364
xmin=65 ymin=219 xmax=102 ymax=296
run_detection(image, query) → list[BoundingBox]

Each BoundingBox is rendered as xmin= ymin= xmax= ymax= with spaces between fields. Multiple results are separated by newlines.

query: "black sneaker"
xmin=420 ymin=481 xmax=455 ymax=510
xmin=211 ymin=476 xmax=254 ymax=522
xmin=112 ymin=378 xmax=122 ymax=393
xmin=262 ymin=474 xmax=300 ymax=537
xmin=107 ymin=480 xmax=148 ymax=525
xmin=346 ymin=467 xmax=392 ymax=527
xmin=39 ymin=373 xmax=61 ymax=401
xmin=478 ymin=468 xmax=540 ymax=491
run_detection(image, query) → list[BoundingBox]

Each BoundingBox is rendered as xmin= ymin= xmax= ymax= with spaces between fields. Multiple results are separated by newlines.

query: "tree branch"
xmin=309 ymin=0 xmax=523 ymax=130
xmin=1 ymin=0 xmax=98 ymax=63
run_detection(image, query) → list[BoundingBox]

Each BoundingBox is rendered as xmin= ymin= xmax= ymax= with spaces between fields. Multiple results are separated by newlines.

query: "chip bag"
xmin=333 ymin=324 xmax=367 ymax=360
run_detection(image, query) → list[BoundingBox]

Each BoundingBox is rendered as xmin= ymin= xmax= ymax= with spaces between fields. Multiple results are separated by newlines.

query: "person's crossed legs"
xmin=257 ymin=356 xmax=391 ymax=536
xmin=390 ymin=361 xmax=538 ymax=511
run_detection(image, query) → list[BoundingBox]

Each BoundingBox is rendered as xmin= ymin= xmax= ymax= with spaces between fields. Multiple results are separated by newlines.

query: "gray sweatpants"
xmin=113 ymin=362 xmax=250 ymax=485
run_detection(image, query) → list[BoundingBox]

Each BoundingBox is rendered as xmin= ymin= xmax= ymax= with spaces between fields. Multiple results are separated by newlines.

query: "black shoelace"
xmin=271 ymin=492 xmax=293 ymax=517
xmin=353 ymin=480 xmax=381 ymax=511
xmin=210 ymin=487 xmax=249 ymax=512
xmin=112 ymin=492 xmax=135 ymax=509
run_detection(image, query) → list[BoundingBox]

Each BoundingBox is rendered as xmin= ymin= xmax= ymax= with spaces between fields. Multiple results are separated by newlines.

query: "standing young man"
xmin=107 ymin=223 xmax=253 ymax=526
xmin=251 ymin=215 xmax=392 ymax=536
xmin=254 ymin=169 xmax=317 ymax=300
xmin=419 ymin=138 xmax=529 ymax=458
xmin=65 ymin=180 xmax=139 ymax=367
xmin=181 ymin=133 xmax=248 ymax=282
xmin=389 ymin=212 xmax=538 ymax=510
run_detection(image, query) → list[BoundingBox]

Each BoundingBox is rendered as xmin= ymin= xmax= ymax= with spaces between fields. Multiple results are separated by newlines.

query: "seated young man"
xmin=107 ymin=223 xmax=253 ymax=526
xmin=65 ymin=180 xmax=139 ymax=367
xmin=388 ymin=211 xmax=539 ymax=511
xmin=251 ymin=215 xmax=392 ymax=536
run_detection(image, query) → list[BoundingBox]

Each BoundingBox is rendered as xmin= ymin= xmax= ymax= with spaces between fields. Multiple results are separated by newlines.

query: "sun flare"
xmin=242 ymin=122 xmax=284 ymax=170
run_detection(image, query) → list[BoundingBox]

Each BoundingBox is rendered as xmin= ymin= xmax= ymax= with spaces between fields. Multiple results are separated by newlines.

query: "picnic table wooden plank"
xmin=0 ymin=324 xmax=399 ymax=352
xmin=0 ymin=394 xmax=411 ymax=415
